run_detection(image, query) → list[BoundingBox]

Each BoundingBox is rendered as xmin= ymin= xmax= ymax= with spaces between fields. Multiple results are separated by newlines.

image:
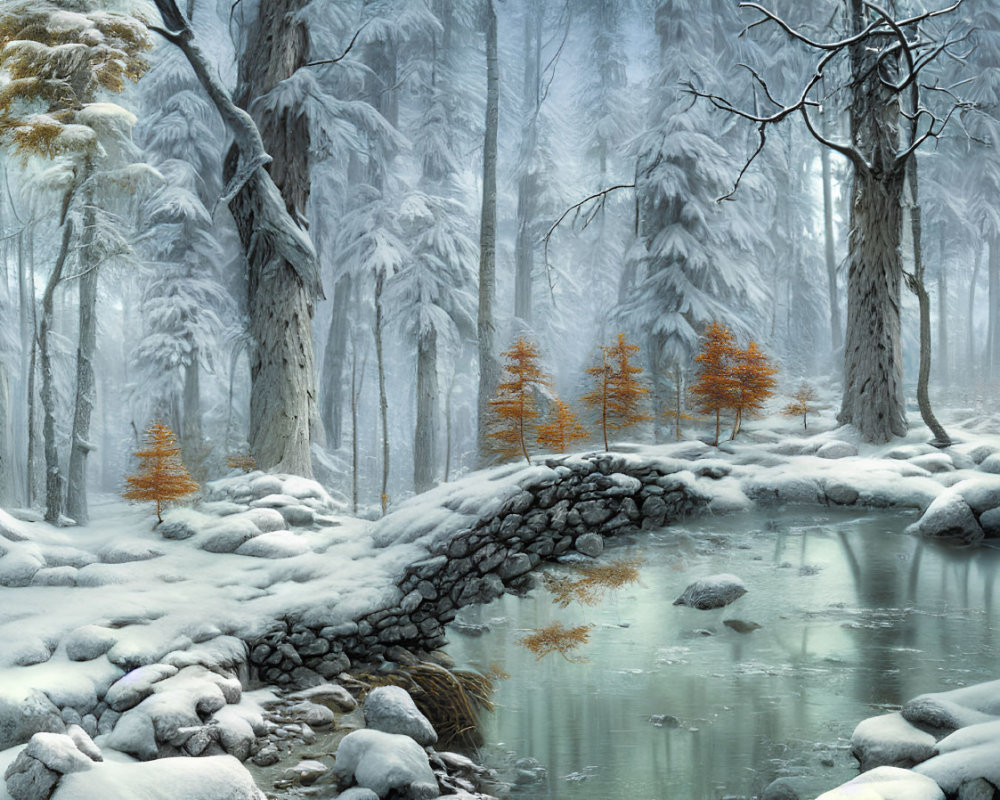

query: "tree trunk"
xmin=67 ymin=183 xmax=98 ymax=525
xmin=0 ymin=360 xmax=11 ymax=506
xmin=513 ymin=3 xmax=541 ymax=324
xmin=40 ymin=200 xmax=75 ymax=522
xmin=320 ymin=273 xmax=351 ymax=448
xmin=969 ymin=245 xmax=983 ymax=376
xmin=226 ymin=0 xmax=321 ymax=477
xmin=181 ymin=349 xmax=203 ymax=481
xmin=375 ymin=270 xmax=389 ymax=512
xmin=476 ymin=0 xmax=501 ymax=466
xmin=821 ymin=112 xmax=842 ymax=356
xmin=413 ymin=325 xmax=438 ymax=493
xmin=350 ymin=345 xmax=360 ymax=514
xmin=990 ymin=236 xmax=1000 ymax=382
xmin=674 ymin=366 xmax=682 ymax=441
xmin=937 ymin=262 xmax=948 ymax=386
xmin=838 ymin=1 xmax=907 ymax=442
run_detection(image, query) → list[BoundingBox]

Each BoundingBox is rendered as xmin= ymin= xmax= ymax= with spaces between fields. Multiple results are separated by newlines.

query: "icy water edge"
xmin=446 ymin=507 xmax=1000 ymax=800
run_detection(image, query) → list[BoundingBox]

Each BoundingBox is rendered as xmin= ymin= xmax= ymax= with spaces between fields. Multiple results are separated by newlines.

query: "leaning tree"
xmin=692 ymin=0 xmax=966 ymax=444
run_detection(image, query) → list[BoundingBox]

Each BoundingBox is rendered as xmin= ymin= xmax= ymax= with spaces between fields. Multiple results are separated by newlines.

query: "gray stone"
xmin=4 ymin=754 xmax=59 ymax=800
xmin=981 ymin=508 xmax=1000 ymax=538
xmin=252 ymin=743 xmax=280 ymax=767
xmin=958 ymin=778 xmax=999 ymax=800
xmin=673 ymin=574 xmax=747 ymax=610
xmin=22 ymin=732 xmax=95 ymax=774
xmin=105 ymin=664 xmax=179 ymax=712
xmin=825 ymin=482 xmax=859 ymax=506
xmin=498 ymin=553 xmax=532 ymax=580
xmin=761 ymin=778 xmax=800 ymax=800
xmin=278 ymin=505 xmax=315 ymax=526
xmin=641 ymin=495 xmax=668 ymax=525
xmin=363 ymin=686 xmax=437 ymax=746
xmin=575 ymin=532 xmax=604 ymax=558
xmin=981 ymin=454 xmax=1000 ymax=474
xmin=159 ymin=518 xmax=197 ymax=540
xmin=65 ymin=726 xmax=102 ymax=763
xmin=817 ymin=441 xmax=858 ymax=459
xmin=576 ymin=501 xmax=613 ymax=527
xmin=0 ymin=690 xmax=65 ymax=751
xmin=336 ymin=788 xmax=380 ymax=800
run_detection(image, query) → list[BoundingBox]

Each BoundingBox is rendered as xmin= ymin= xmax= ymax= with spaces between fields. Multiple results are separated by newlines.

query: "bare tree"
xmin=691 ymin=0 xmax=966 ymax=443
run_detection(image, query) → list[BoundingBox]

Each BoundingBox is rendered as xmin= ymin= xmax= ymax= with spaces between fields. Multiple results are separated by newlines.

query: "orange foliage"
xmin=729 ymin=341 xmax=778 ymax=439
xmin=582 ymin=333 xmax=651 ymax=451
xmin=689 ymin=322 xmax=738 ymax=445
xmin=122 ymin=422 xmax=199 ymax=524
xmin=518 ymin=622 xmax=592 ymax=662
xmin=782 ymin=381 xmax=820 ymax=430
xmin=536 ymin=397 xmax=588 ymax=453
xmin=488 ymin=338 xmax=550 ymax=463
xmin=226 ymin=453 xmax=256 ymax=473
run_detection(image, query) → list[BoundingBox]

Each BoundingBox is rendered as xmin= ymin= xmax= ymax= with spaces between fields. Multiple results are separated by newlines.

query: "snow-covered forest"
xmin=1 ymin=0 xmax=995 ymax=519
xmin=6 ymin=1 xmax=1000 ymax=799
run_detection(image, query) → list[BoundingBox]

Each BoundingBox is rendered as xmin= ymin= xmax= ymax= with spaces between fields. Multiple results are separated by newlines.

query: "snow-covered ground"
xmin=3 ymin=405 xmax=1000 ymax=798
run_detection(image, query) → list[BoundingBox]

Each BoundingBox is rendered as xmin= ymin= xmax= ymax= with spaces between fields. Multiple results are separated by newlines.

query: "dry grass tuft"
xmin=542 ymin=556 xmax=644 ymax=608
xmin=518 ymin=622 xmax=592 ymax=662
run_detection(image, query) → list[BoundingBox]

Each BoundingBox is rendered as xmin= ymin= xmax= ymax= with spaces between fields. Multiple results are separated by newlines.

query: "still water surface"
xmin=447 ymin=508 xmax=1000 ymax=800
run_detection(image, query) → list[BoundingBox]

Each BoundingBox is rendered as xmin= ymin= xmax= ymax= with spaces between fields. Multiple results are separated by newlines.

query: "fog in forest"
xmin=0 ymin=0 xmax=994 ymax=519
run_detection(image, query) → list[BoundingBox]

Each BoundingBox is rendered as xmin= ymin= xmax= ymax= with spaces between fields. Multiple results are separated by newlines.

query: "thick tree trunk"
xmin=225 ymin=0 xmax=322 ymax=476
xmin=67 ymin=187 xmax=98 ymax=525
xmin=476 ymin=0 xmax=501 ymax=466
xmin=350 ymin=347 xmax=360 ymax=514
xmin=413 ymin=326 xmax=438 ymax=493
xmin=513 ymin=3 xmax=541 ymax=324
xmin=181 ymin=350 xmax=203 ymax=481
xmin=838 ymin=1 xmax=907 ymax=442
xmin=937 ymin=264 xmax=948 ymax=386
xmin=320 ymin=273 xmax=351 ymax=449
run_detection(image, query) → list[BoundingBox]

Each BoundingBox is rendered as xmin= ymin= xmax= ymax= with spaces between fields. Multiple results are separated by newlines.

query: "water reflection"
xmin=447 ymin=508 xmax=1000 ymax=800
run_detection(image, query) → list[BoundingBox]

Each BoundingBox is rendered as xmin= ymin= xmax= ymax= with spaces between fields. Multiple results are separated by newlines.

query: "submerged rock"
xmin=723 ymin=619 xmax=761 ymax=634
xmin=673 ymin=574 xmax=747 ymax=610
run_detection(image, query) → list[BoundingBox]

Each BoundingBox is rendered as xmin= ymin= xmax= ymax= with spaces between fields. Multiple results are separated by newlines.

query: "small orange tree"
xmin=536 ymin=397 xmax=588 ymax=453
xmin=123 ymin=422 xmax=199 ymax=524
xmin=488 ymin=338 xmax=550 ymax=463
xmin=582 ymin=333 xmax=651 ymax=451
xmin=729 ymin=341 xmax=779 ymax=439
xmin=689 ymin=322 xmax=738 ymax=445
xmin=783 ymin=381 xmax=820 ymax=430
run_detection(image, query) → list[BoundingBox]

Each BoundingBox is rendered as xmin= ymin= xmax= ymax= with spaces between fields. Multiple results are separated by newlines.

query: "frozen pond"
xmin=447 ymin=508 xmax=1000 ymax=800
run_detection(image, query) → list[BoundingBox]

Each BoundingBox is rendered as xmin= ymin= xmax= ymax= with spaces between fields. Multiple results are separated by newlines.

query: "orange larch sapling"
xmin=536 ymin=397 xmax=588 ymax=453
xmin=582 ymin=333 xmax=651 ymax=451
xmin=729 ymin=340 xmax=779 ymax=439
xmin=689 ymin=322 xmax=738 ymax=446
xmin=782 ymin=381 xmax=820 ymax=430
xmin=123 ymin=421 xmax=199 ymax=525
xmin=488 ymin=338 xmax=550 ymax=463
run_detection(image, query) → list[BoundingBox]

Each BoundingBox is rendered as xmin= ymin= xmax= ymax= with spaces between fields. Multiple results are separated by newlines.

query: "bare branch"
xmin=303 ymin=21 xmax=368 ymax=68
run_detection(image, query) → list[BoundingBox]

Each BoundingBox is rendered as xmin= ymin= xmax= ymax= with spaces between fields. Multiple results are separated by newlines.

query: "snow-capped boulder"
xmin=909 ymin=453 xmax=955 ymax=473
xmin=903 ymin=680 xmax=1000 ymax=731
xmin=968 ymin=444 xmax=998 ymax=464
xmin=851 ymin=712 xmax=937 ymax=771
xmin=815 ymin=766 xmax=943 ymax=800
xmin=235 ymin=530 xmax=310 ymax=559
xmin=673 ymin=574 xmax=747 ymax=610
xmin=32 ymin=567 xmax=77 ymax=587
xmin=50 ymin=755 xmax=266 ymax=800
xmin=824 ymin=481 xmax=860 ymax=506
xmin=0 ymin=688 xmax=65 ymax=751
xmin=913 ymin=721 xmax=1000 ymax=797
xmin=199 ymin=517 xmax=261 ymax=554
xmin=333 ymin=729 xmax=438 ymax=800
xmin=4 ymin=732 xmax=101 ymax=800
xmin=905 ymin=491 xmax=984 ymax=543
xmin=97 ymin=540 xmax=162 ymax=564
xmin=952 ymin=477 xmax=1000 ymax=515
xmin=0 ymin=547 xmax=45 ymax=587
xmin=817 ymin=441 xmax=858 ymax=459
xmin=288 ymin=683 xmax=358 ymax=712
xmin=64 ymin=625 xmax=117 ymax=662
xmin=363 ymin=686 xmax=437 ymax=747
xmin=105 ymin=664 xmax=178 ymax=712
xmin=979 ymin=454 xmax=1000 ymax=474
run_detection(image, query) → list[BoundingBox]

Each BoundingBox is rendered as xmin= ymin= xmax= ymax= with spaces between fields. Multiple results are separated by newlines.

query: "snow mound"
xmin=234 ymin=531 xmax=310 ymax=559
xmin=333 ymin=728 xmax=437 ymax=800
xmin=815 ymin=765 xmax=943 ymax=800
xmin=851 ymin=712 xmax=937 ymax=771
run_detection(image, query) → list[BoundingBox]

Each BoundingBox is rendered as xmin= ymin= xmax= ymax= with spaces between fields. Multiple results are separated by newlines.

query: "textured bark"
xmin=66 ymin=189 xmax=98 ymax=524
xmin=413 ymin=326 xmax=438 ymax=493
xmin=513 ymin=3 xmax=541 ymax=324
xmin=837 ymin=0 xmax=907 ymax=442
xmin=227 ymin=0 xmax=321 ymax=477
xmin=990 ymin=237 xmax=1000 ymax=381
xmin=40 ymin=205 xmax=75 ymax=522
xmin=320 ymin=273 xmax=351 ymax=448
xmin=374 ymin=271 xmax=389 ymax=513
xmin=350 ymin=347 xmax=361 ymax=514
xmin=968 ymin=245 xmax=983 ymax=374
xmin=181 ymin=350 xmax=203 ymax=481
xmin=476 ymin=0 xmax=501 ymax=466
xmin=0 ymin=360 xmax=11 ymax=506
xmin=937 ymin=264 xmax=948 ymax=385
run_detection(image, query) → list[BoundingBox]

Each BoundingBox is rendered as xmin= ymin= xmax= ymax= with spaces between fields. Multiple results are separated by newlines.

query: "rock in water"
xmin=723 ymin=619 xmax=761 ymax=634
xmin=673 ymin=574 xmax=747 ymax=610
xmin=333 ymin=729 xmax=438 ymax=800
